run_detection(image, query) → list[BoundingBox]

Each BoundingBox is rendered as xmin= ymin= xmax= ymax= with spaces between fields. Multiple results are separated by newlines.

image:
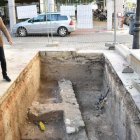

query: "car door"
xmin=46 ymin=14 xmax=59 ymax=33
xmin=27 ymin=14 xmax=46 ymax=33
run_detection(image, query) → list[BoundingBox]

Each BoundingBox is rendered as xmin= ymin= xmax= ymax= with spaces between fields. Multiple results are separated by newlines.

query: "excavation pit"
xmin=0 ymin=51 xmax=140 ymax=140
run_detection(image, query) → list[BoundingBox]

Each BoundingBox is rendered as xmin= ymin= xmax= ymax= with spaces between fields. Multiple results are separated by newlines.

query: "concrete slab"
xmin=0 ymin=49 xmax=38 ymax=104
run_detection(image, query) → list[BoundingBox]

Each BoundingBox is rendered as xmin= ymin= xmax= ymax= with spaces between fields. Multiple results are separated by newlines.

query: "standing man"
xmin=0 ymin=17 xmax=13 ymax=82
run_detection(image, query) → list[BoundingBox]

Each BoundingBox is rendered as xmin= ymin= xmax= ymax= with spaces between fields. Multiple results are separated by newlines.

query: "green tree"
xmin=56 ymin=0 xmax=96 ymax=4
xmin=0 ymin=0 xmax=6 ymax=6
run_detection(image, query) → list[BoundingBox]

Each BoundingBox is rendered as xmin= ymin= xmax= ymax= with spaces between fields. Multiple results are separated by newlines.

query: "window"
xmin=58 ymin=15 xmax=68 ymax=20
xmin=46 ymin=14 xmax=68 ymax=21
xmin=33 ymin=15 xmax=46 ymax=22
xmin=47 ymin=14 xmax=58 ymax=21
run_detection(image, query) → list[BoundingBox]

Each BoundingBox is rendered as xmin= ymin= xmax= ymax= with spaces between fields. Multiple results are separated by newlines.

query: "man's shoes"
xmin=3 ymin=75 xmax=11 ymax=82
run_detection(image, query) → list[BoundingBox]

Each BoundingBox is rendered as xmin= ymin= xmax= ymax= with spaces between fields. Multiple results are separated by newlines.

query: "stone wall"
xmin=0 ymin=54 xmax=40 ymax=140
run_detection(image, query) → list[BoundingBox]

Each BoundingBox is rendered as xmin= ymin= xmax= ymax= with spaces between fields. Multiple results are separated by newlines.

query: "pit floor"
xmin=21 ymin=79 xmax=115 ymax=140
xmin=74 ymin=82 xmax=115 ymax=140
xmin=21 ymin=80 xmax=67 ymax=140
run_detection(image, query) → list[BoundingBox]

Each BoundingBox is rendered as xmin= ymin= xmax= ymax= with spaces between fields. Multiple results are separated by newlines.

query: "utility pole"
xmin=132 ymin=0 xmax=140 ymax=49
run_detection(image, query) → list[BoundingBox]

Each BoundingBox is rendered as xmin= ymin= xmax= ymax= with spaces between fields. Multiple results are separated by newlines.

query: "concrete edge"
xmin=0 ymin=52 xmax=39 ymax=105
xmin=116 ymin=44 xmax=140 ymax=75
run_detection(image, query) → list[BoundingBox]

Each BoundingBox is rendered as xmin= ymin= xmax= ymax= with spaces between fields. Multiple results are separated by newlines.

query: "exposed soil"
xmin=21 ymin=120 xmax=66 ymax=140
xmin=73 ymin=81 xmax=115 ymax=140
xmin=21 ymin=57 xmax=116 ymax=140
xmin=22 ymin=80 xmax=115 ymax=140
xmin=21 ymin=80 xmax=66 ymax=140
xmin=36 ymin=80 xmax=62 ymax=104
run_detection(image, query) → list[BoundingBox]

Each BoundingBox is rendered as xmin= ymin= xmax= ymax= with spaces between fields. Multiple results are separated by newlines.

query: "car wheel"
xmin=17 ymin=27 xmax=27 ymax=37
xmin=58 ymin=27 xmax=68 ymax=37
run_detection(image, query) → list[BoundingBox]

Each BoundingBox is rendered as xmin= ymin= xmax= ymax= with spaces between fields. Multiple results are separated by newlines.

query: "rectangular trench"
xmin=0 ymin=51 xmax=140 ymax=140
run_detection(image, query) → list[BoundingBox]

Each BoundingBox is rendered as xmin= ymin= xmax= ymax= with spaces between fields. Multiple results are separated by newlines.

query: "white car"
xmin=12 ymin=12 xmax=76 ymax=37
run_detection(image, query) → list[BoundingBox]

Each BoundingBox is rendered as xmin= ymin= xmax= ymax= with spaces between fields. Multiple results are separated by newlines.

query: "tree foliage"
xmin=0 ymin=0 xmax=6 ymax=6
xmin=56 ymin=0 xmax=96 ymax=4
xmin=126 ymin=2 xmax=136 ymax=8
xmin=0 ymin=0 xmax=101 ymax=6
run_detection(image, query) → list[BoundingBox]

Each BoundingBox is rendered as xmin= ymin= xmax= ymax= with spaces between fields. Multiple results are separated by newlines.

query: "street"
xmin=3 ymin=27 xmax=133 ymax=50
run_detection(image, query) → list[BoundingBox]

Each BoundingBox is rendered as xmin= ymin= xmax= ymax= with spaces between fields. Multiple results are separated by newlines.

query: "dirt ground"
xmin=21 ymin=56 xmax=116 ymax=140
xmin=21 ymin=80 xmax=67 ymax=140
xmin=74 ymin=81 xmax=115 ymax=140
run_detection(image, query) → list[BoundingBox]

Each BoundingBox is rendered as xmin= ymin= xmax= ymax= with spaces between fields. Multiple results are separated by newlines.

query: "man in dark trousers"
xmin=0 ymin=17 xmax=13 ymax=82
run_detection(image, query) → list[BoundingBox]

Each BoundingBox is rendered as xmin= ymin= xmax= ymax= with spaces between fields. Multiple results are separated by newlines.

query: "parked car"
xmin=12 ymin=12 xmax=76 ymax=37
xmin=129 ymin=14 xmax=135 ymax=35
xmin=124 ymin=12 xmax=135 ymax=25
